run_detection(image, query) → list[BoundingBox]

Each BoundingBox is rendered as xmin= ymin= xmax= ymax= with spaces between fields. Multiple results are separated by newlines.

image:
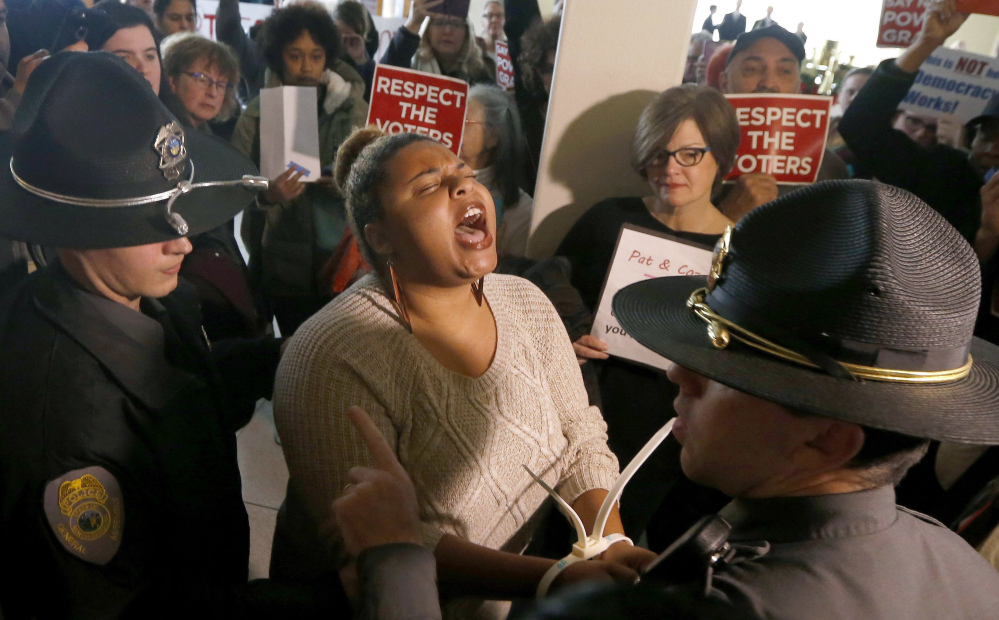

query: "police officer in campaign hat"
xmin=0 ymin=51 xmax=319 ymax=617
xmin=325 ymin=181 xmax=999 ymax=619
xmin=593 ymin=180 xmax=999 ymax=618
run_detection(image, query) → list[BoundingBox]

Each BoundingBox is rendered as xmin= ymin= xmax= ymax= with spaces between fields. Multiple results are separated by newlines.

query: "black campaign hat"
xmin=0 ymin=51 xmax=267 ymax=249
xmin=613 ymin=180 xmax=999 ymax=444
xmin=726 ymin=25 xmax=806 ymax=67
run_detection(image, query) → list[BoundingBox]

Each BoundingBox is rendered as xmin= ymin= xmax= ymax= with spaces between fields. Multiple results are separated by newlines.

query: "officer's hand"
xmin=13 ymin=50 xmax=49 ymax=94
xmin=332 ymin=406 xmax=422 ymax=559
xmin=600 ymin=541 xmax=658 ymax=572
xmin=573 ymin=335 xmax=609 ymax=365
xmin=551 ymin=559 xmax=638 ymax=594
xmin=262 ymin=167 xmax=306 ymax=204
xmin=720 ymin=173 xmax=779 ymax=222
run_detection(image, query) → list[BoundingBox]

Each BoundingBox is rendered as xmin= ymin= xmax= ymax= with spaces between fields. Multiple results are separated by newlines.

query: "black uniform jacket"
xmin=0 ymin=263 xmax=280 ymax=618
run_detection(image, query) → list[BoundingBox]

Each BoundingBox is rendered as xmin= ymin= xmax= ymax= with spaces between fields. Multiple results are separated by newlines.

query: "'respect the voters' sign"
xmin=724 ymin=94 xmax=831 ymax=185
xmin=367 ymin=65 xmax=468 ymax=154
xmin=495 ymin=40 xmax=515 ymax=90
xmin=902 ymin=48 xmax=999 ymax=124
xmin=591 ymin=225 xmax=713 ymax=372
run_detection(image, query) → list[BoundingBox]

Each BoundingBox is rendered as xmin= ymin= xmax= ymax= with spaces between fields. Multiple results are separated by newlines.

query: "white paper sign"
xmin=591 ymin=225 xmax=713 ymax=371
xmin=259 ymin=86 xmax=322 ymax=182
xmin=901 ymin=47 xmax=999 ymax=125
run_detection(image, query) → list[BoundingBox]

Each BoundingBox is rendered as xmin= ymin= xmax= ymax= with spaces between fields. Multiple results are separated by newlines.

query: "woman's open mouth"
xmin=455 ymin=204 xmax=493 ymax=250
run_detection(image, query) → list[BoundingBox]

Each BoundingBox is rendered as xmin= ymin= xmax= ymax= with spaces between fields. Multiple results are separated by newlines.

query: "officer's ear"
xmin=797 ymin=419 xmax=865 ymax=472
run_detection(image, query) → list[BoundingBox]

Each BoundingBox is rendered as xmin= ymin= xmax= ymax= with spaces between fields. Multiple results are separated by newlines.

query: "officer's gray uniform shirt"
xmin=709 ymin=486 xmax=999 ymax=619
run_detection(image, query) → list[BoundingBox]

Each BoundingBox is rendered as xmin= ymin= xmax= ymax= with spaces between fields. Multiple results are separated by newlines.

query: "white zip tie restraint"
xmin=528 ymin=418 xmax=676 ymax=599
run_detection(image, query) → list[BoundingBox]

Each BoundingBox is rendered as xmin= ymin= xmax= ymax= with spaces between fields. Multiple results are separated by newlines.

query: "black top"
xmin=838 ymin=59 xmax=982 ymax=243
xmin=557 ymin=196 xmax=719 ymax=312
xmin=0 ymin=263 xmax=283 ymax=617
xmin=557 ymin=196 xmax=726 ymax=543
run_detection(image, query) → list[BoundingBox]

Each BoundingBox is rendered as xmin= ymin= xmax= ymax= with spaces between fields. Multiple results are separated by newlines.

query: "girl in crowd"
xmin=154 ymin=0 xmax=197 ymax=36
xmin=381 ymin=0 xmax=494 ymax=85
xmin=461 ymin=84 xmax=534 ymax=257
xmin=333 ymin=0 xmax=375 ymax=102
xmin=272 ymin=127 xmax=652 ymax=618
xmin=557 ymin=85 xmax=740 ymax=545
xmin=92 ymin=1 xmax=188 ymax=120
xmin=162 ymin=34 xmax=240 ymax=133
xmin=231 ymin=2 xmax=367 ymax=336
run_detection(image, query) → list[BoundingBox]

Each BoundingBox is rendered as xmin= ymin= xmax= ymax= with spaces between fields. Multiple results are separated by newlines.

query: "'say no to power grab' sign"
xmin=366 ymin=64 xmax=469 ymax=155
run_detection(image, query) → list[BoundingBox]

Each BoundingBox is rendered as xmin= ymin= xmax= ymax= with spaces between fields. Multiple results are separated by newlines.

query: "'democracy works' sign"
xmin=367 ymin=65 xmax=468 ymax=155
xmin=901 ymin=48 xmax=999 ymax=124
xmin=724 ymin=94 xmax=832 ymax=185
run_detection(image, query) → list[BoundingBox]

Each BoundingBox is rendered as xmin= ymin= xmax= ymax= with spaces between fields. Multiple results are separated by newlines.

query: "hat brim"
xmin=613 ymin=276 xmax=999 ymax=444
xmin=0 ymin=130 xmax=259 ymax=249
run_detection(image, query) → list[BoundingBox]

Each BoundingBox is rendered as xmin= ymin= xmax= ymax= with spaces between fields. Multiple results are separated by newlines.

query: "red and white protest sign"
xmin=367 ymin=65 xmax=468 ymax=155
xmin=724 ymin=94 xmax=832 ymax=186
xmin=495 ymin=40 xmax=515 ymax=91
xmin=877 ymin=0 xmax=930 ymax=48
xmin=877 ymin=0 xmax=999 ymax=48
xmin=957 ymin=0 xmax=999 ymax=16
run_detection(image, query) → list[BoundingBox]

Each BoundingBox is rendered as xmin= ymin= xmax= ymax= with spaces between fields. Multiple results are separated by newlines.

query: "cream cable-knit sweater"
xmin=273 ymin=273 xmax=620 ymax=584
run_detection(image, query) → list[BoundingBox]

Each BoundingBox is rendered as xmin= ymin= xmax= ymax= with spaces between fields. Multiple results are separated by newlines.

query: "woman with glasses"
xmin=162 ymin=34 xmax=240 ymax=133
xmin=153 ymin=0 xmax=198 ymax=36
xmin=380 ymin=0 xmax=494 ymax=85
xmin=556 ymin=84 xmax=741 ymax=546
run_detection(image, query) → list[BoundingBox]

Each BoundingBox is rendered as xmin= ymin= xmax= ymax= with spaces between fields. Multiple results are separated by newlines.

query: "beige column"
xmin=526 ymin=0 xmax=698 ymax=258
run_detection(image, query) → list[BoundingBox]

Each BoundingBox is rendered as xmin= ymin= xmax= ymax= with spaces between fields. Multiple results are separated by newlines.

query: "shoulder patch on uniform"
xmin=43 ymin=466 xmax=124 ymax=565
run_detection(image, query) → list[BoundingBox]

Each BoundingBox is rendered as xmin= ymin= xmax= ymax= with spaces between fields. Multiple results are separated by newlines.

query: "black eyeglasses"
xmin=647 ymin=147 xmax=712 ymax=168
xmin=429 ymin=16 xmax=465 ymax=29
xmin=182 ymin=72 xmax=233 ymax=93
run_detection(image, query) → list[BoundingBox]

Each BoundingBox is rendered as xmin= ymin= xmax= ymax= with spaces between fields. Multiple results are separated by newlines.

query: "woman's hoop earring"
xmin=386 ymin=260 xmax=412 ymax=332
xmin=471 ymin=277 xmax=485 ymax=306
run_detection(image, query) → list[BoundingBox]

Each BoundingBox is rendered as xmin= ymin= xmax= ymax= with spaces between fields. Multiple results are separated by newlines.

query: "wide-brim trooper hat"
xmin=0 ymin=51 xmax=267 ymax=249
xmin=613 ymin=180 xmax=999 ymax=444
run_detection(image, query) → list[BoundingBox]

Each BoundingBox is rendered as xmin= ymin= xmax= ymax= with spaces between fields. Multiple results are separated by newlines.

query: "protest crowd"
xmin=4 ymin=0 xmax=999 ymax=617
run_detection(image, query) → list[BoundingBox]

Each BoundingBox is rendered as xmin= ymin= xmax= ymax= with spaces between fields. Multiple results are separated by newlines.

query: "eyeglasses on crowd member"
xmin=270 ymin=126 xmax=653 ymax=619
xmin=460 ymin=84 xmax=534 ymax=258
xmin=153 ymin=0 xmax=197 ymax=36
xmin=380 ymin=0 xmax=494 ymax=87
xmin=476 ymin=0 xmax=505 ymax=63
xmin=557 ymin=84 xmax=740 ymax=548
xmin=231 ymin=0 xmax=367 ymax=337
xmin=162 ymin=33 xmax=239 ymax=131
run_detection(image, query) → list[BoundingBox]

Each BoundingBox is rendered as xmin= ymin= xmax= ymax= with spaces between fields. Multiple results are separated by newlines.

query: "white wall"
xmin=526 ymin=0 xmax=698 ymax=258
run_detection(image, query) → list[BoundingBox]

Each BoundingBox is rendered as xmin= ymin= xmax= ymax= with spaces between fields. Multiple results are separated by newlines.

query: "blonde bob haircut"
xmin=161 ymin=33 xmax=241 ymax=122
xmin=631 ymin=84 xmax=741 ymax=193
